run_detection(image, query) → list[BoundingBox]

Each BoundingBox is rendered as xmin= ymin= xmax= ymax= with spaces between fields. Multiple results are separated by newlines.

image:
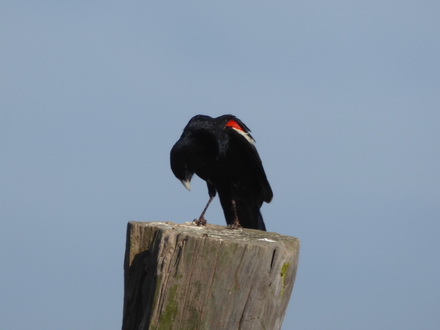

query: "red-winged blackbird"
xmin=170 ymin=114 xmax=272 ymax=231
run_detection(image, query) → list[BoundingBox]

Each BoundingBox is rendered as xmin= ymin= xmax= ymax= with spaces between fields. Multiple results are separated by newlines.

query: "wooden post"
xmin=122 ymin=221 xmax=300 ymax=330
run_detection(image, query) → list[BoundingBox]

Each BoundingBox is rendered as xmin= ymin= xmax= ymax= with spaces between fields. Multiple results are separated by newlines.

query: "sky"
xmin=1 ymin=1 xmax=439 ymax=329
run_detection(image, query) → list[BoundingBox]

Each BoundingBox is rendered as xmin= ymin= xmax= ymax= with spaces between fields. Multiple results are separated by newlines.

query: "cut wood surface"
xmin=122 ymin=221 xmax=300 ymax=330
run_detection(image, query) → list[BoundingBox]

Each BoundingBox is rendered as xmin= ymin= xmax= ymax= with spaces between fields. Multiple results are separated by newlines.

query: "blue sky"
xmin=1 ymin=1 xmax=439 ymax=329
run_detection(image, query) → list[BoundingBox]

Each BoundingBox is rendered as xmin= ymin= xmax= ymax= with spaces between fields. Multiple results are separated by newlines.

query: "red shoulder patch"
xmin=225 ymin=119 xmax=244 ymax=132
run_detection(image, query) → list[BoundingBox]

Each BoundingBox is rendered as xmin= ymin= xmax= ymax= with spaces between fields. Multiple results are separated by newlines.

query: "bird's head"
xmin=170 ymin=140 xmax=194 ymax=191
xmin=170 ymin=117 xmax=219 ymax=191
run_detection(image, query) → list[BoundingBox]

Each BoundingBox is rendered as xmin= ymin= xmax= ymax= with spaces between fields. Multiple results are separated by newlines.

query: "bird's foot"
xmin=227 ymin=221 xmax=242 ymax=230
xmin=193 ymin=217 xmax=207 ymax=226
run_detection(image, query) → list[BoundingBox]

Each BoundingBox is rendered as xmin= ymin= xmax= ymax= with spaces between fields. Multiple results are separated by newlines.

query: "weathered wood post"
xmin=122 ymin=221 xmax=299 ymax=330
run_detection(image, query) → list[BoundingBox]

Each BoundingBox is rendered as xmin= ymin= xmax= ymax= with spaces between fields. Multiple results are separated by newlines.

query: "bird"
xmin=170 ymin=114 xmax=272 ymax=231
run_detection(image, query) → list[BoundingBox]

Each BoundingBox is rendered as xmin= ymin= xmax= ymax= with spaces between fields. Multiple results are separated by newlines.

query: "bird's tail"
xmin=236 ymin=201 xmax=267 ymax=231
xmin=256 ymin=210 xmax=266 ymax=231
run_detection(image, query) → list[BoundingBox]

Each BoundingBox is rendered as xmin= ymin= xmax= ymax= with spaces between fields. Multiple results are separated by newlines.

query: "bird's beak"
xmin=181 ymin=179 xmax=191 ymax=191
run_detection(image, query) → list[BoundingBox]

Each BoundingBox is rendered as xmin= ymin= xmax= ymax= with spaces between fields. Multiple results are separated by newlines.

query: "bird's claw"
xmin=227 ymin=222 xmax=242 ymax=230
xmin=193 ymin=217 xmax=207 ymax=226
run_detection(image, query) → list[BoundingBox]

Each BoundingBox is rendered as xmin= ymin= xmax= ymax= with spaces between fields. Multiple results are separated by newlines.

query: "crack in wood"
xmin=270 ymin=248 xmax=277 ymax=273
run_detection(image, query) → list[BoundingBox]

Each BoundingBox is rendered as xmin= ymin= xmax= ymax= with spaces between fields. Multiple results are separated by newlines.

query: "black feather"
xmin=170 ymin=114 xmax=272 ymax=231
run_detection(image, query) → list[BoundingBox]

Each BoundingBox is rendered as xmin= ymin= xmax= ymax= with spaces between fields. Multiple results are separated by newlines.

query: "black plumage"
xmin=170 ymin=114 xmax=272 ymax=231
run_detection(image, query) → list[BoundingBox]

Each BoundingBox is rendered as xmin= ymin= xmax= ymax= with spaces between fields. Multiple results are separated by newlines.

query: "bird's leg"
xmin=228 ymin=199 xmax=242 ymax=230
xmin=193 ymin=195 xmax=214 ymax=226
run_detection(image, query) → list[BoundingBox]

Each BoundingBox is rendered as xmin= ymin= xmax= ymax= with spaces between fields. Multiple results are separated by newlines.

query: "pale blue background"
xmin=1 ymin=1 xmax=439 ymax=329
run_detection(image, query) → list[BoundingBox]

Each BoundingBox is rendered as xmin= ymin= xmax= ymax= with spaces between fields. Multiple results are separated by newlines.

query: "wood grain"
xmin=122 ymin=221 xmax=300 ymax=330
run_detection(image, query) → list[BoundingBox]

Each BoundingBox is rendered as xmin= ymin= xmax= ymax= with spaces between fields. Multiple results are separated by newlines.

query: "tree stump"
xmin=122 ymin=221 xmax=300 ymax=330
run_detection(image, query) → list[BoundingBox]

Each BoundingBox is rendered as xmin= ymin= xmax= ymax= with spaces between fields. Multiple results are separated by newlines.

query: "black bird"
xmin=170 ymin=114 xmax=272 ymax=231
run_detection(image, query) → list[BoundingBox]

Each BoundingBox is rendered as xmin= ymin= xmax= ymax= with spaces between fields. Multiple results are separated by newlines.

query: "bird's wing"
xmin=223 ymin=117 xmax=273 ymax=203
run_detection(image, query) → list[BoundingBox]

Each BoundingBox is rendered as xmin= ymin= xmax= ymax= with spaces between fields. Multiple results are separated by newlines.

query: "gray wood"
xmin=122 ymin=221 xmax=300 ymax=330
